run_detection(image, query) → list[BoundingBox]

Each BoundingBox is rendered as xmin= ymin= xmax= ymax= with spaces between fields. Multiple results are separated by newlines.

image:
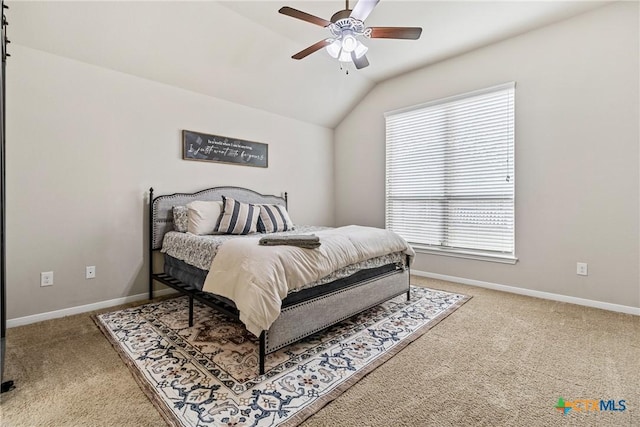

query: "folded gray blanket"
xmin=259 ymin=234 xmax=321 ymax=249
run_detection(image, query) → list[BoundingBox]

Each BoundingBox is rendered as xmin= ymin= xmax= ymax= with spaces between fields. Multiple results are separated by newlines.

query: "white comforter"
xmin=202 ymin=225 xmax=415 ymax=336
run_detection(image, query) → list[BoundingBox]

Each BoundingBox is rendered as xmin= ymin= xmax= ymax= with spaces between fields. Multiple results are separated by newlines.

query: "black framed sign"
xmin=182 ymin=130 xmax=268 ymax=168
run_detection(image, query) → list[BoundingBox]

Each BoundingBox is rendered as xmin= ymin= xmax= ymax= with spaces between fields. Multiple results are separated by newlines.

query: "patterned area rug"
xmin=95 ymin=286 xmax=469 ymax=427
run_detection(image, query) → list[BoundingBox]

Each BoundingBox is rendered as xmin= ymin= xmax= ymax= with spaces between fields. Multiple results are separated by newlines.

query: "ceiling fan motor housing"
xmin=330 ymin=9 xmax=352 ymax=23
xmin=329 ymin=16 xmax=369 ymax=39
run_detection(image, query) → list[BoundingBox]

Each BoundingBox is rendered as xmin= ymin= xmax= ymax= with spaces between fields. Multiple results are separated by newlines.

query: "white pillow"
xmin=186 ymin=200 xmax=224 ymax=235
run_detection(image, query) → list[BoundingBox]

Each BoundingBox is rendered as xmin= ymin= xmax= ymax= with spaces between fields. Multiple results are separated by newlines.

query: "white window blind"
xmin=385 ymin=82 xmax=515 ymax=258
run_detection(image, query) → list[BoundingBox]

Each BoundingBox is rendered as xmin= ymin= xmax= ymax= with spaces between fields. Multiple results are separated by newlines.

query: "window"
xmin=385 ymin=82 xmax=516 ymax=263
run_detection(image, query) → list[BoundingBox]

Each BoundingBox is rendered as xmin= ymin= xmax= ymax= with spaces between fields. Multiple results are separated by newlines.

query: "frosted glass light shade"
xmin=341 ymin=34 xmax=357 ymax=52
xmin=338 ymin=50 xmax=352 ymax=62
xmin=326 ymin=39 xmax=341 ymax=58
xmin=354 ymin=41 xmax=368 ymax=59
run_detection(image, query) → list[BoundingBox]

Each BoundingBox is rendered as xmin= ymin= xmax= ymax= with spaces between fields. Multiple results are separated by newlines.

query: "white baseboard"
xmin=7 ymin=288 xmax=178 ymax=328
xmin=412 ymin=270 xmax=640 ymax=316
xmin=9 ymin=272 xmax=638 ymax=328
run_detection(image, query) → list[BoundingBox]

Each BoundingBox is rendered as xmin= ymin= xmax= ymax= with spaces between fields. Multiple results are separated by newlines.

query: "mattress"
xmin=163 ymin=254 xmax=402 ymax=308
xmin=163 ymin=248 xmax=407 ymax=292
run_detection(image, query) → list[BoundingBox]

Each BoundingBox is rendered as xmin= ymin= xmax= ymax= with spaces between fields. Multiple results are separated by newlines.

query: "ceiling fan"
xmin=279 ymin=0 xmax=422 ymax=70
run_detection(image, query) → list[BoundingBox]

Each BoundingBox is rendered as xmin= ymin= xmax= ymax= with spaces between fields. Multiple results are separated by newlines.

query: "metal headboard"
xmin=149 ymin=186 xmax=287 ymax=251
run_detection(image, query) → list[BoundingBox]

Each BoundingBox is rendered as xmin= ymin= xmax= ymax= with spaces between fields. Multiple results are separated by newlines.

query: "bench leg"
xmin=188 ymin=296 xmax=194 ymax=327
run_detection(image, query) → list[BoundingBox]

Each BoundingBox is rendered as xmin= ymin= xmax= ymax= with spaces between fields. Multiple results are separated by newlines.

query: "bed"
xmin=148 ymin=186 xmax=413 ymax=375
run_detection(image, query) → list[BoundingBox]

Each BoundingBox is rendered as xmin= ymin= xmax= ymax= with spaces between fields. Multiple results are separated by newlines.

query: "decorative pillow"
xmin=172 ymin=206 xmax=188 ymax=232
xmin=186 ymin=200 xmax=224 ymax=235
xmin=214 ymin=196 xmax=260 ymax=235
xmin=258 ymin=204 xmax=294 ymax=233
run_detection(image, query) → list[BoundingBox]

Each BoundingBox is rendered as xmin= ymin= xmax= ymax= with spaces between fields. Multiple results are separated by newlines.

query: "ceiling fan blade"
xmin=279 ymin=6 xmax=331 ymax=27
xmin=351 ymin=52 xmax=370 ymax=70
xmin=350 ymin=0 xmax=380 ymax=22
xmin=292 ymin=39 xmax=331 ymax=60
xmin=369 ymin=27 xmax=423 ymax=40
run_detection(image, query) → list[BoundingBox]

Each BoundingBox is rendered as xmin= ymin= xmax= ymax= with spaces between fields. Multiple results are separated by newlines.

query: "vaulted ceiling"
xmin=9 ymin=1 xmax=607 ymax=128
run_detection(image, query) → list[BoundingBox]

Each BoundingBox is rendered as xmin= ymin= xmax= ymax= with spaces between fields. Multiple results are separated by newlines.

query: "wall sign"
xmin=182 ymin=130 xmax=268 ymax=168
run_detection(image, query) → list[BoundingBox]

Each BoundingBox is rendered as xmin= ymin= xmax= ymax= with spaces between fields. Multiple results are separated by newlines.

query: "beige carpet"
xmin=1 ymin=276 xmax=638 ymax=426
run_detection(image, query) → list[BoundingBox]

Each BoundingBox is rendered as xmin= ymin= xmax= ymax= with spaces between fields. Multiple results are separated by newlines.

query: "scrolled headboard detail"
xmin=150 ymin=186 xmax=287 ymax=250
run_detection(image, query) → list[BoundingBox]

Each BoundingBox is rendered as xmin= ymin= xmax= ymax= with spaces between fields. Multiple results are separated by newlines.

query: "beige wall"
xmin=7 ymin=45 xmax=334 ymax=319
xmin=335 ymin=2 xmax=640 ymax=308
xmin=6 ymin=2 xmax=639 ymax=320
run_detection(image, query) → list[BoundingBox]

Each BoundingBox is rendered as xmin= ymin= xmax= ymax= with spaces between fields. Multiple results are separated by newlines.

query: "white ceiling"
xmin=9 ymin=0 xmax=607 ymax=128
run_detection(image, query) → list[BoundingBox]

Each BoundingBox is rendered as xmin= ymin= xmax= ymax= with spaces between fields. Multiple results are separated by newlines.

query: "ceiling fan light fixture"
xmin=327 ymin=39 xmax=367 ymax=63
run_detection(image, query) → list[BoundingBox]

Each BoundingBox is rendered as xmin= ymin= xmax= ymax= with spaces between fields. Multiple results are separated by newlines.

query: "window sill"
xmin=411 ymin=245 xmax=518 ymax=264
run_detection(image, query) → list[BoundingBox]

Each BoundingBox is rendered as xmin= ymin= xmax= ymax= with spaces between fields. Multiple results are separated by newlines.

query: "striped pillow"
xmin=214 ymin=196 xmax=260 ymax=235
xmin=258 ymin=204 xmax=294 ymax=233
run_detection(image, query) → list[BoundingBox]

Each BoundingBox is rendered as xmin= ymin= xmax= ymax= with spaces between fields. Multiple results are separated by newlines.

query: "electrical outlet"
xmin=41 ymin=271 xmax=54 ymax=287
xmin=86 ymin=266 xmax=96 ymax=279
xmin=577 ymin=262 xmax=588 ymax=276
